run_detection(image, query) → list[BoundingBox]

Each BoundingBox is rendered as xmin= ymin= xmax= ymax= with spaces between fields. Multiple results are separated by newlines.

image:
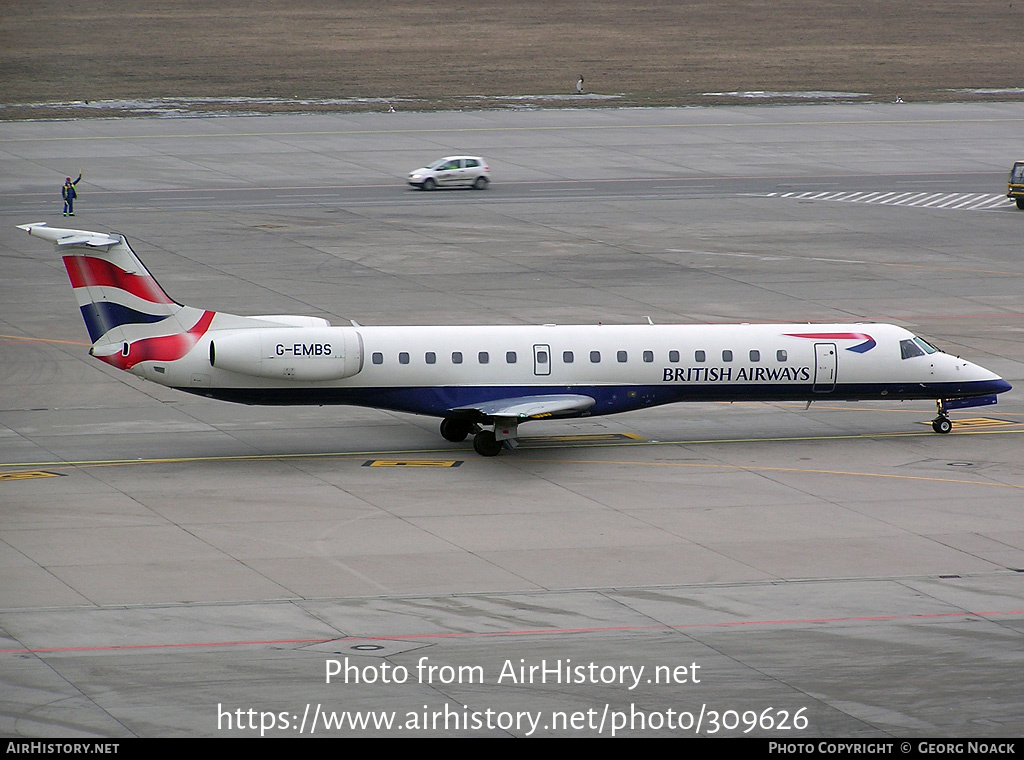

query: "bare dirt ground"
xmin=2 ymin=0 xmax=1023 ymax=119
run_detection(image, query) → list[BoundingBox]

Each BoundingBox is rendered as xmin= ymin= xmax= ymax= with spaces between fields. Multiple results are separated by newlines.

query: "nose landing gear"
xmin=932 ymin=400 xmax=952 ymax=434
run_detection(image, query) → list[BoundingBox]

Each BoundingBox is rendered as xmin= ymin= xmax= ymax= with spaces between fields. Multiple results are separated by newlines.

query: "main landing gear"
xmin=440 ymin=417 xmax=518 ymax=457
xmin=932 ymin=400 xmax=953 ymax=434
xmin=439 ymin=418 xmax=475 ymax=442
xmin=472 ymin=429 xmax=503 ymax=457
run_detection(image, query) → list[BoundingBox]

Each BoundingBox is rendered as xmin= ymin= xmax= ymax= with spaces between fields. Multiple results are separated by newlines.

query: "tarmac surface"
xmin=1 ymin=103 xmax=1023 ymax=737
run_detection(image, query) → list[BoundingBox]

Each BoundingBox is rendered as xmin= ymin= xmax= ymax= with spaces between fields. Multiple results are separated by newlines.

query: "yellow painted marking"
xmin=527 ymin=433 xmax=646 ymax=443
xmin=1 ymin=426 xmax=1022 ymax=474
xmin=0 ymin=334 xmax=90 ymax=347
xmin=363 ymin=460 xmax=462 ymax=468
xmin=0 ymin=471 xmax=63 ymax=481
xmin=764 ymin=403 xmax=1024 ymax=417
xmin=4 ymin=449 xmax=1022 ymax=492
xmin=920 ymin=417 xmax=1017 ymax=429
xmin=515 ymin=458 xmax=1024 ymax=492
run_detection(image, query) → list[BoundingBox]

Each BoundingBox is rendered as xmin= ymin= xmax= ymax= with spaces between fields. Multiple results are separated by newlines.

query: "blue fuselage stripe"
xmin=179 ymin=379 xmax=1011 ymax=418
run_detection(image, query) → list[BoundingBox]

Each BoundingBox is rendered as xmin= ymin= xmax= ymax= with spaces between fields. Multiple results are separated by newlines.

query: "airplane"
xmin=18 ymin=222 xmax=1012 ymax=456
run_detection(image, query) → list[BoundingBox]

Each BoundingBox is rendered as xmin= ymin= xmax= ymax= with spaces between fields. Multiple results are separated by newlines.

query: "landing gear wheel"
xmin=473 ymin=430 xmax=503 ymax=456
xmin=472 ymin=176 xmax=489 ymax=190
xmin=422 ymin=178 xmax=437 ymax=191
xmin=932 ymin=417 xmax=953 ymax=434
xmin=440 ymin=418 xmax=473 ymax=442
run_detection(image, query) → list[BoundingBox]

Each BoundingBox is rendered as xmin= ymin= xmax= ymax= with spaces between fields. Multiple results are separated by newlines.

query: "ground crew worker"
xmin=62 ymin=173 xmax=82 ymax=216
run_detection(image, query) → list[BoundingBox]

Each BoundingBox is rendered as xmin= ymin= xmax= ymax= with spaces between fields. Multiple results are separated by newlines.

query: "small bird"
xmin=577 ymin=75 xmax=584 ymax=94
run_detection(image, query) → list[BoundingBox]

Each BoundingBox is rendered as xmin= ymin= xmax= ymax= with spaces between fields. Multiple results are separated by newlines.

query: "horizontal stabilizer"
xmin=451 ymin=394 xmax=595 ymax=420
xmin=17 ymin=223 xmax=121 ymax=249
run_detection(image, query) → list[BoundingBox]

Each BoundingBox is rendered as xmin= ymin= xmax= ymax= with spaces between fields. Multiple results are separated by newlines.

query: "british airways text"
xmin=662 ymin=366 xmax=811 ymax=383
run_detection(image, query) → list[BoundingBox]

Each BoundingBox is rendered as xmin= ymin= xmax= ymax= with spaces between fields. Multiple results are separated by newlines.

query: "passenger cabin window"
xmin=669 ymin=350 xmax=679 ymax=363
xmin=695 ymin=350 xmax=706 ymax=362
xmin=398 ymin=352 xmax=410 ymax=365
xmin=563 ymin=351 xmax=574 ymax=363
xmin=643 ymin=350 xmax=654 ymax=363
xmin=722 ymin=350 xmax=733 ymax=362
xmin=506 ymin=351 xmax=517 ymax=364
xmin=452 ymin=351 xmax=463 ymax=364
xmin=617 ymin=350 xmax=628 ymax=363
xmin=590 ymin=351 xmax=601 ymax=363
xmin=478 ymin=351 xmax=489 ymax=364
xmin=777 ymin=350 xmax=788 ymax=362
xmin=749 ymin=350 xmax=760 ymax=362
xmin=425 ymin=352 xmax=436 ymax=364
xmin=371 ymin=352 xmax=383 ymax=365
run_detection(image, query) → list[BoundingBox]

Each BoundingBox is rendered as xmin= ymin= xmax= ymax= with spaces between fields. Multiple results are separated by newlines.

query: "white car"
xmin=408 ymin=156 xmax=490 ymax=190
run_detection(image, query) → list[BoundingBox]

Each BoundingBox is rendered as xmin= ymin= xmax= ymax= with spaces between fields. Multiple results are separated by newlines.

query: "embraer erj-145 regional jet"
xmin=20 ymin=223 xmax=1012 ymax=456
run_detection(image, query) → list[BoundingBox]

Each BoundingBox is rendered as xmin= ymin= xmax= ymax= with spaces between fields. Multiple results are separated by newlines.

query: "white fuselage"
xmin=141 ymin=321 xmax=1006 ymax=419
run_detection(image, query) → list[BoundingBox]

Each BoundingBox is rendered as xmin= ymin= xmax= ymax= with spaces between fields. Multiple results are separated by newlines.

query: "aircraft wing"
xmin=450 ymin=393 xmax=595 ymax=420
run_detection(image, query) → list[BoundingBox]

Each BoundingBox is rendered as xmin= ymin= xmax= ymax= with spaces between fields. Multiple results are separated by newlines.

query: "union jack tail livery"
xmin=18 ymin=223 xmax=216 ymax=370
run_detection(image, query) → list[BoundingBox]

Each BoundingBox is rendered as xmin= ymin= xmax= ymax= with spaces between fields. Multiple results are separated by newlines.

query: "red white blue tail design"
xmin=18 ymin=223 xmax=215 ymax=369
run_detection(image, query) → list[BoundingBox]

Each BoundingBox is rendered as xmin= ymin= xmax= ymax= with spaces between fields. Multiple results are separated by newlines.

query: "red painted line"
xmin=909 ymin=313 xmax=1024 ymax=320
xmin=2 ymin=608 xmax=1021 ymax=655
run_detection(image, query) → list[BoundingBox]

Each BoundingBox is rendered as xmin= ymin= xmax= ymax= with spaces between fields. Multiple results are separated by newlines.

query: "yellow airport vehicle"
xmin=1009 ymin=161 xmax=1024 ymax=209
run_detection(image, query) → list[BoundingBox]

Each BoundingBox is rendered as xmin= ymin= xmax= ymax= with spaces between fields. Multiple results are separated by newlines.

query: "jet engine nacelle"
xmin=209 ymin=327 xmax=362 ymax=381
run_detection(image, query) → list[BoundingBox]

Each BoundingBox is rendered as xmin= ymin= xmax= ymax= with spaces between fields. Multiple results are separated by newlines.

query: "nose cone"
xmin=941 ymin=355 xmax=1012 ymax=398
xmin=961 ymin=359 xmax=1011 ymax=395
xmin=988 ymin=378 xmax=1013 ymax=394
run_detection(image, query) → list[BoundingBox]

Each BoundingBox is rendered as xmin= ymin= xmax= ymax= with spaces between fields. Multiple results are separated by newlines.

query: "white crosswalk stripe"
xmin=765 ymin=190 xmax=1016 ymax=212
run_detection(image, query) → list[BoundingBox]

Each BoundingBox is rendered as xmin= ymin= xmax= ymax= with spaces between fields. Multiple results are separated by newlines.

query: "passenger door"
xmin=813 ymin=343 xmax=837 ymax=392
xmin=533 ymin=344 xmax=551 ymax=376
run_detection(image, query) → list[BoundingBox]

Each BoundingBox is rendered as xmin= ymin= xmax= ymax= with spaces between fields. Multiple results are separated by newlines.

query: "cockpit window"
xmin=900 ymin=339 xmax=925 ymax=359
xmin=901 ymin=336 xmax=941 ymax=359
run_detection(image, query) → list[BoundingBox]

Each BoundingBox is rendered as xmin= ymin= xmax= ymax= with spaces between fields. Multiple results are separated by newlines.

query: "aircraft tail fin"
xmin=19 ymin=223 xmax=214 ymax=368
